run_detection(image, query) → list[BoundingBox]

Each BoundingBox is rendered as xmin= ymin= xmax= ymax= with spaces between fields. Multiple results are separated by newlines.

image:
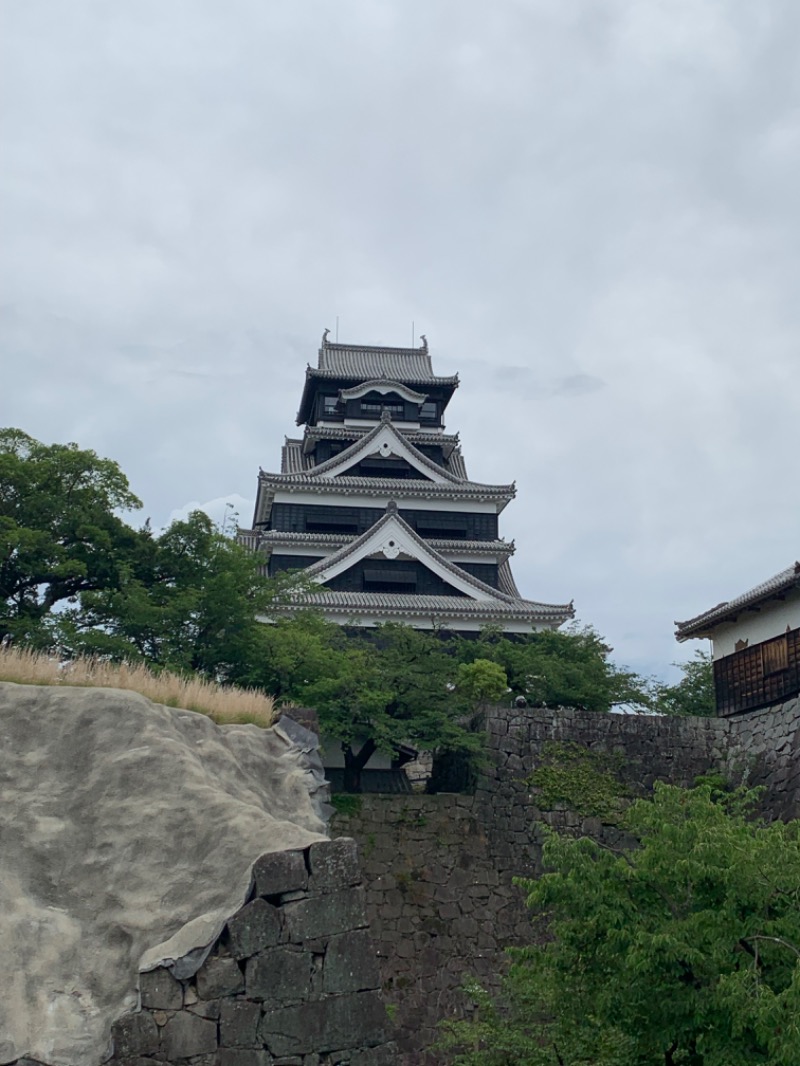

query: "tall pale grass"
xmin=0 ymin=644 xmax=276 ymax=727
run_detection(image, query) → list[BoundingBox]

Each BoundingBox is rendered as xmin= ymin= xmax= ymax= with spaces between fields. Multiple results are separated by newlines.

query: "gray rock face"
xmin=103 ymin=840 xmax=393 ymax=1066
xmin=259 ymin=991 xmax=387 ymax=1056
xmin=227 ymin=898 xmax=283 ymax=959
xmin=0 ymin=682 xmax=326 ymax=1066
xmin=161 ymin=1011 xmax=218 ymax=1058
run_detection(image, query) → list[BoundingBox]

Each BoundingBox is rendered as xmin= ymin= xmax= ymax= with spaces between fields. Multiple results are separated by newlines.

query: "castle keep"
xmin=242 ymin=333 xmax=573 ymax=633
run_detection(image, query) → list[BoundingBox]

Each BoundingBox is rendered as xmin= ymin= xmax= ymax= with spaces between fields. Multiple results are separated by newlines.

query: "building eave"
xmin=675 ymin=561 xmax=800 ymax=641
xmin=248 ymin=530 xmax=515 ymax=556
xmin=257 ymin=470 xmax=515 ymax=505
xmin=259 ymin=591 xmax=574 ymax=628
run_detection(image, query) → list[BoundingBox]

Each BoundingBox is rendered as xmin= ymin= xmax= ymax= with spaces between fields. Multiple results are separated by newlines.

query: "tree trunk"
xmin=342 ymin=739 xmax=377 ymax=793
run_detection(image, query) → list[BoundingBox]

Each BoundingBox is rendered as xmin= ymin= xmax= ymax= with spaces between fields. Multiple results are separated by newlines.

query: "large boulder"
xmin=0 ymin=682 xmax=327 ymax=1066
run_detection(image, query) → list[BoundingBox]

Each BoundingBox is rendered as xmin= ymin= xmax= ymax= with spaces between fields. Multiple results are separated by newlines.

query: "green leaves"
xmin=464 ymin=624 xmax=652 ymax=713
xmin=444 ymin=782 xmax=800 ymax=1065
xmin=1 ymin=428 xmax=142 ymax=642
xmin=651 ymin=651 xmax=716 ymax=717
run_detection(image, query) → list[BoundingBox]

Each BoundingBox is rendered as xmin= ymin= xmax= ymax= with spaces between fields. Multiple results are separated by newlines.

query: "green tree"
xmin=54 ymin=511 xmax=278 ymax=682
xmin=464 ymin=625 xmax=651 ymax=713
xmin=456 ymin=658 xmax=509 ymax=709
xmin=443 ymin=782 xmax=800 ymax=1065
xmin=652 ymin=651 xmax=716 ymax=717
xmin=303 ymin=624 xmax=481 ymax=793
xmin=246 ymin=610 xmax=347 ymax=702
xmin=0 ymin=428 xmax=142 ymax=643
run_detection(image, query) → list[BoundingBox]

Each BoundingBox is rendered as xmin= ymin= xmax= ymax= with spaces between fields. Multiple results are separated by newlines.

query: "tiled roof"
xmin=303 ymin=425 xmax=460 ymax=450
xmin=296 ymin=339 xmax=459 ymax=425
xmin=258 ymin=470 xmax=515 ymax=501
xmin=317 ymin=341 xmax=457 ymax=386
xmin=338 ymin=378 xmax=429 ymax=403
xmin=302 ymin=417 xmax=464 ymax=484
xmin=301 ymin=510 xmax=555 ymax=615
xmin=281 ymin=439 xmax=308 ymax=474
xmin=448 ymin=450 xmax=468 ymax=479
xmin=498 ymin=559 xmax=522 ymax=597
xmin=295 ymin=425 xmax=465 ymax=478
xmin=254 ymin=530 xmax=514 ymax=555
xmin=675 ymin=561 xmax=800 ymax=640
xmin=270 ymin=589 xmax=574 ymax=624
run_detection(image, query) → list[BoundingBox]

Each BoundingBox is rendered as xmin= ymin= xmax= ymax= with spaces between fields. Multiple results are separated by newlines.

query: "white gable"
xmin=308 ymin=514 xmax=499 ymax=602
xmin=312 ymin=423 xmax=453 ymax=484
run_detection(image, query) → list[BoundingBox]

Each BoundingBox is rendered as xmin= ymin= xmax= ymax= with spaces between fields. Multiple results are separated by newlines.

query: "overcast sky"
xmin=2 ymin=1 xmax=798 ymax=682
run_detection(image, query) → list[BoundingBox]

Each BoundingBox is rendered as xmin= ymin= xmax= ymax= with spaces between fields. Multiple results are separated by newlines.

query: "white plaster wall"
xmin=712 ymin=591 xmax=800 ymax=659
xmin=272 ymin=490 xmax=500 ymax=513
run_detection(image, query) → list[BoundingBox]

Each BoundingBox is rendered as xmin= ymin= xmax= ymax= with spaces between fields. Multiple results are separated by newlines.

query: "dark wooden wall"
xmin=714 ymin=626 xmax=800 ymax=715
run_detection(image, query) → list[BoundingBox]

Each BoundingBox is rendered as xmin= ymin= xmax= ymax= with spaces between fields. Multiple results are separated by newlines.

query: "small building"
xmin=675 ymin=562 xmax=800 ymax=715
xmin=240 ymin=333 xmax=574 ymax=635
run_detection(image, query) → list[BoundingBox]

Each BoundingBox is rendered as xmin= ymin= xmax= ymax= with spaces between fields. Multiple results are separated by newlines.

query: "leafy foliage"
xmin=456 ymin=658 xmax=509 ymax=708
xmin=652 ymin=650 xmax=716 ymax=717
xmin=461 ymin=624 xmax=652 ymax=713
xmin=442 ymin=782 xmax=800 ymax=1065
xmin=0 ymin=428 xmax=142 ymax=643
xmin=52 ymin=511 xmax=278 ymax=682
xmin=304 ymin=624 xmax=483 ymax=791
xmin=528 ymin=741 xmax=628 ymax=822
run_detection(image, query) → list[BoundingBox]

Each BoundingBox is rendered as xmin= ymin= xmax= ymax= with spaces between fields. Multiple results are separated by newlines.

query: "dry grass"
xmin=0 ymin=644 xmax=276 ymax=728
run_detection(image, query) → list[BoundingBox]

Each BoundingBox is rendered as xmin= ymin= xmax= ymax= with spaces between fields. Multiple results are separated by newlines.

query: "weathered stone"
xmin=111 ymin=1011 xmax=160 ymax=1056
xmin=196 ymin=955 xmax=245 ymax=998
xmin=139 ymin=966 xmax=183 ymax=1010
xmin=217 ymin=1052 xmax=273 ymax=1066
xmin=283 ymin=888 xmax=367 ymax=942
xmin=246 ymin=947 xmax=311 ymax=1003
xmin=161 ymin=1011 xmax=217 ymax=1059
xmin=220 ymin=997 xmax=262 ymax=1047
xmin=259 ymin=990 xmax=387 ymax=1056
xmin=349 ymin=1044 xmax=400 ymax=1066
xmin=187 ymin=997 xmax=221 ymax=1019
xmin=253 ymin=849 xmax=308 ymax=897
xmin=307 ymin=838 xmax=360 ymax=893
xmin=322 ymin=930 xmax=380 ymax=994
xmin=227 ymin=898 xmax=282 ymax=958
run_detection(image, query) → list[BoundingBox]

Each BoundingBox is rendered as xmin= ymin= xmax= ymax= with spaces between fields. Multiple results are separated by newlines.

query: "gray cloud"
xmin=2 ymin=0 xmax=799 ymax=681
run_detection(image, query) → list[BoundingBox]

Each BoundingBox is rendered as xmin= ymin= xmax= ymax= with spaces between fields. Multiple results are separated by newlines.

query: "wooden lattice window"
xmin=762 ymin=634 xmax=789 ymax=675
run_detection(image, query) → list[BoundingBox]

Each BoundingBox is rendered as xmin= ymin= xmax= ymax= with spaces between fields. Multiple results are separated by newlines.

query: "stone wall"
xmin=106 ymin=839 xmax=396 ymax=1066
xmin=331 ymin=701 xmax=797 ymax=1064
xmin=725 ymin=695 xmax=800 ymax=819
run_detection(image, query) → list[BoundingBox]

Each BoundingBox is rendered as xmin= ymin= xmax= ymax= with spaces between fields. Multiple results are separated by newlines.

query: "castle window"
xmin=360 ymin=397 xmax=405 ymax=418
xmin=363 ymin=568 xmax=417 ymax=593
xmin=420 ymin=401 xmax=437 ymax=421
xmin=322 ymin=395 xmax=339 ymax=415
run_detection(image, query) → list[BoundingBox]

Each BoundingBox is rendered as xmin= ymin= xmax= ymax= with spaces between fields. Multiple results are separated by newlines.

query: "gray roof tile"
xmin=675 ymin=561 xmax=800 ymax=639
xmin=271 ymin=589 xmax=573 ymax=624
xmin=317 ymin=342 xmax=456 ymax=385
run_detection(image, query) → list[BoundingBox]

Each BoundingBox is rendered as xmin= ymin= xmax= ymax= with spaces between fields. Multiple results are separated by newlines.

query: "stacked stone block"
xmin=331 ymin=703 xmax=769 ymax=1064
xmin=108 ymin=840 xmax=396 ymax=1066
xmin=726 ymin=696 xmax=800 ymax=820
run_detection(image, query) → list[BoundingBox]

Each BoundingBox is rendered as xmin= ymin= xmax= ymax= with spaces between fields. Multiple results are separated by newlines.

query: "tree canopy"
xmin=651 ymin=650 xmax=716 ymax=718
xmin=459 ymin=625 xmax=652 ymax=712
xmin=53 ymin=510 xmax=277 ymax=682
xmin=442 ymin=781 xmax=800 ymax=1066
xmin=0 ymin=428 xmax=142 ymax=643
